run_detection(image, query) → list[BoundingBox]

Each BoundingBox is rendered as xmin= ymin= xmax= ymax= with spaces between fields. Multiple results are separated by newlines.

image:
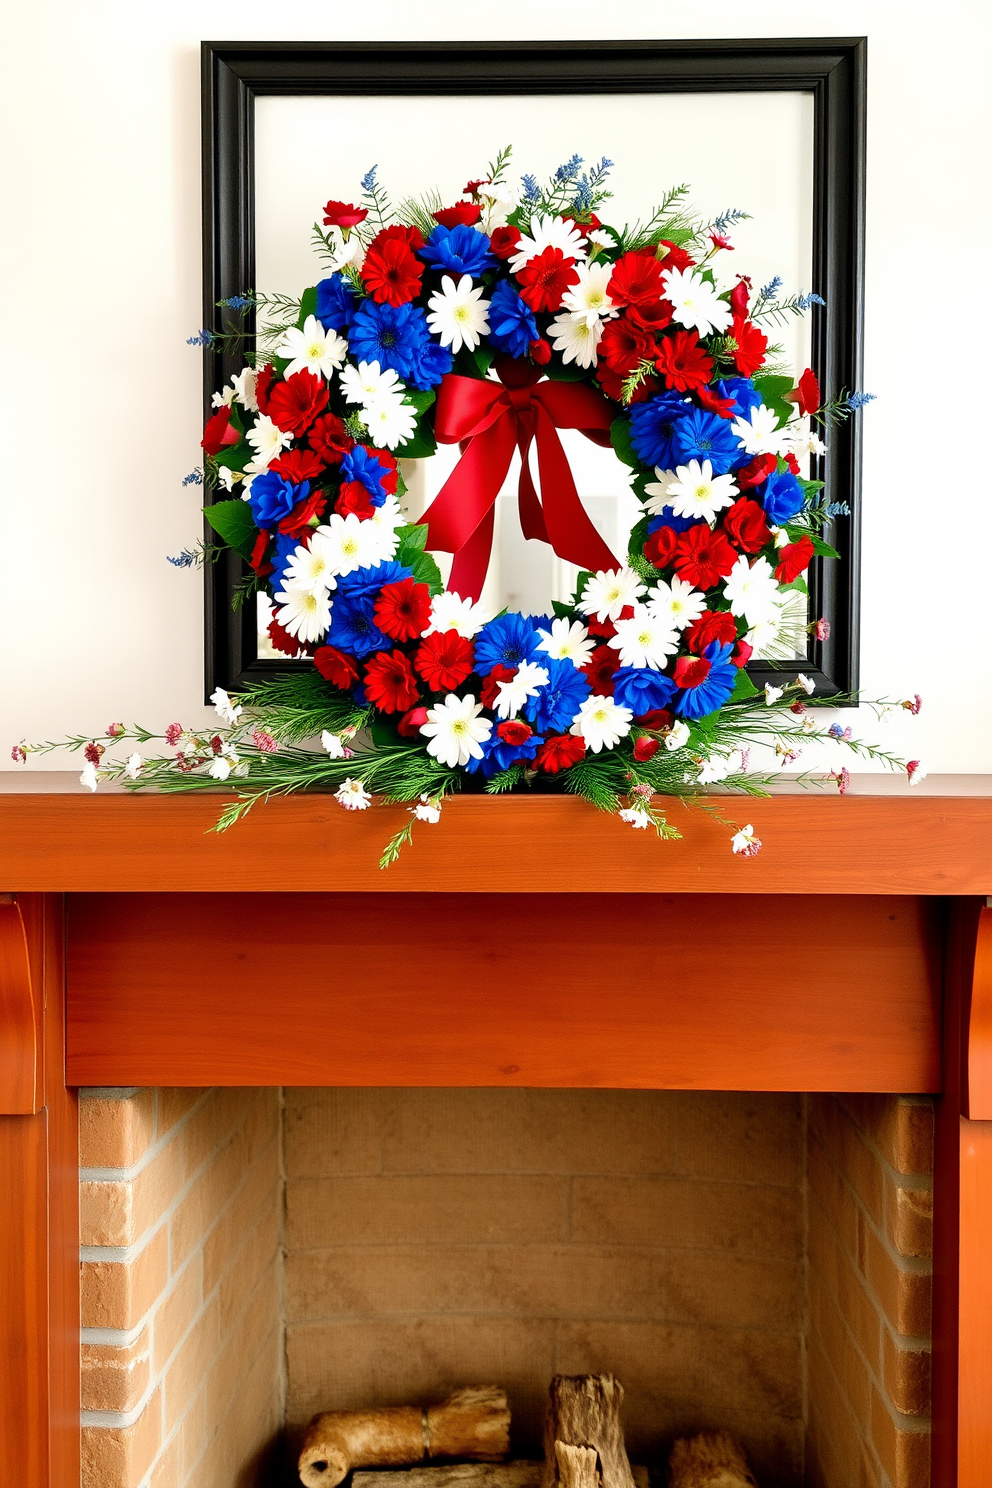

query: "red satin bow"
xmin=420 ymin=355 xmax=618 ymax=601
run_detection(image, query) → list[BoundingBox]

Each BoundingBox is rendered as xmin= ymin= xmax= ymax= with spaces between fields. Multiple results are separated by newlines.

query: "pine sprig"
xmin=619 ymin=184 xmax=693 ymax=252
xmin=486 ymin=144 xmax=513 ymax=186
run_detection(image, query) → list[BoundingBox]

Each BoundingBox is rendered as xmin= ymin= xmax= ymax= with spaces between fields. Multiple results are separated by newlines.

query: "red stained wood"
xmin=2 ymin=793 xmax=992 ymax=894
xmin=959 ymin=1119 xmax=992 ymax=1487
xmin=966 ymin=907 xmax=992 ymax=1119
xmin=66 ymin=892 xmax=941 ymax=1091
xmin=0 ymin=1112 xmax=48 ymax=1486
xmin=0 ymin=897 xmax=40 ymax=1113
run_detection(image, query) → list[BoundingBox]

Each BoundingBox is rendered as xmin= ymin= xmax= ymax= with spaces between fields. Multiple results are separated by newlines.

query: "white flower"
xmin=211 ymin=384 xmax=235 ymax=408
xmin=571 ymin=695 xmax=633 ymax=753
xmin=665 ymin=719 xmax=691 ymax=751
xmin=561 ymin=261 xmax=617 ymax=327
xmin=789 ymin=418 xmax=827 ymax=457
xmin=272 ymin=581 xmax=332 ymax=644
xmin=548 ymin=313 xmax=602 ymax=368
xmin=217 ymin=466 xmax=236 ymax=493
xmin=731 ymin=404 xmax=789 ymax=458
xmin=796 ymin=673 xmax=816 ymax=695
xmin=209 ymin=755 xmax=233 ymax=781
xmin=79 ymin=761 xmax=100 ymax=792
xmin=585 ymin=227 xmax=613 ymax=250
xmin=124 ymin=752 xmax=143 ymax=780
xmin=577 ymin=567 xmax=646 ymax=623
xmin=315 ymin=513 xmax=384 ymax=577
xmin=731 ymin=823 xmax=762 ymax=857
xmin=232 ymin=366 xmax=258 ymax=412
xmin=411 ymin=793 xmax=442 ymax=824
xmin=320 ymin=227 xmax=363 ymax=273
xmin=275 ymin=315 xmax=348 ymax=380
xmin=426 ymin=274 xmax=490 ymax=352
xmin=661 ymin=266 xmax=732 ymax=337
xmin=283 ymin=537 xmax=337 ymax=596
xmin=366 ymin=493 xmax=407 ymax=539
xmin=245 ymin=414 xmax=292 ymax=473
xmin=608 ymin=607 xmax=679 ymax=670
xmin=745 ymin=609 xmax=785 ymax=653
xmin=335 ymin=778 xmax=372 ymax=811
xmin=210 ymin=687 xmax=242 ymax=726
xmin=509 ymin=214 xmax=588 ymax=272
xmin=907 ymin=760 xmax=927 ymax=786
xmin=724 ymin=556 xmax=781 ymax=627
xmin=476 ymin=181 xmax=520 ymax=232
xmin=536 ymin=617 xmax=595 ymax=668
xmin=426 ymin=591 xmax=491 ymax=638
xmin=764 ymin=684 xmax=784 ymax=706
xmin=645 ymin=577 xmax=706 ymax=632
xmin=494 ymin=661 xmax=549 ymax=720
xmin=697 ymin=751 xmax=742 ymax=784
xmin=664 ymin=460 xmax=738 ymax=523
xmin=420 ymin=693 xmax=493 ymax=768
xmin=321 ymin=730 xmax=345 ymax=758
xmin=619 ymin=806 xmax=652 ymax=830
xmin=340 ymin=360 xmax=403 ymax=406
xmin=643 ymin=469 xmax=678 ymax=515
xmin=362 ymin=392 xmax=417 ymax=451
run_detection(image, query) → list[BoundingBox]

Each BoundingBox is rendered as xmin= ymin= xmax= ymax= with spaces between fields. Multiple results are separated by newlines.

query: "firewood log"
xmin=555 ymin=1443 xmax=600 ymax=1488
xmin=354 ymin=1459 xmax=650 ymax=1488
xmin=667 ymin=1432 xmax=757 ymax=1488
xmin=542 ymin=1376 xmax=636 ymax=1488
xmin=298 ymin=1387 xmax=511 ymax=1488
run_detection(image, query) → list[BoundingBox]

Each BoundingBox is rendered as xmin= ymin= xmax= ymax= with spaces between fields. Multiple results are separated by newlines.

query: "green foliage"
xmin=486 ymin=144 xmax=513 ymax=185
xmin=610 ymin=416 xmax=638 ymax=469
xmin=395 ymin=524 xmax=444 ymax=594
xmin=730 ymin=668 xmax=760 ymax=702
xmin=618 ymin=184 xmax=694 ymax=253
xmin=297 ymin=286 xmax=318 ymax=327
xmin=203 ymin=499 xmax=257 ymax=560
xmin=752 ymin=373 xmax=795 ymax=430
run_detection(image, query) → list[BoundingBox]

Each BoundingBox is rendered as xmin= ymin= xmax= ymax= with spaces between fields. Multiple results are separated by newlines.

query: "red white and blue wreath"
xmin=16 ymin=150 xmax=923 ymax=863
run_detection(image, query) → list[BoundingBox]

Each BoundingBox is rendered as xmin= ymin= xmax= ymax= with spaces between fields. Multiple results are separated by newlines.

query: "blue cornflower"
xmin=759 ymin=469 xmax=805 ymax=524
xmin=325 ymin=590 xmax=390 ymax=658
xmin=715 ymin=377 xmax=763 ymax=420
xmin=419 ymin=224 xmax=495 ymax=279
xmin=348 ymin=300 xmax=432 ymax=383
xmin=465 ymin=729 xmax=543 ymax=779
xmin=315 ymin=274 xmax=359 ymax=332
xmin=525 ymin=658 xmax=590 ymax=733
xmin=473 ymin=613 xmax=543 ymax=676
xmin=340 ymin=446 xmax=391 ymax=508
xmin=270 ymin=532 xmax=300 ymax=590
xmin=612 ymin=668 xmax=677 ymax=719
xmin=334 ymin=560 xmax=412 ymax=601
xmin=629 ymin=393 xmax=692 ymax=469
xmin=672 ymin=407 xmax=744 ymax=475
xmin=675 ymin=642 xmax=738 ymax=720
xmin=408 ymin=335 xmax=453 ymax=391
xmin=249 ymin=472 xmax=306 ymax=528
xmin=487 ymin=281 xmax=539 ymax=359
xmin=647 ymin=509 xmax=702 ymax=536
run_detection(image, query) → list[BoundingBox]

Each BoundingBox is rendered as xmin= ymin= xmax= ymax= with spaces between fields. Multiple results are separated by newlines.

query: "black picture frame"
xmin=201 ymin=38 xmax=866 ymax=700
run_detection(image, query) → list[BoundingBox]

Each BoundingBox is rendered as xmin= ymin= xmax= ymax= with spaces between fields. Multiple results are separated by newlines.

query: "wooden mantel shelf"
xmin=1 ymin=790 xmax=991 ymax=893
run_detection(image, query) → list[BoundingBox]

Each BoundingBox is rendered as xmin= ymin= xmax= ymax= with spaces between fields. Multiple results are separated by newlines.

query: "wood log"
xmin=667 ymin=1432 xmax=757 ymax=1488
xmin=298 ymin=1387 xmax=510 ymax=1488
xmin=554 ymin=1443 xmax=600 ymax=1488
xmin=541 ymin=1376 xmax=635 ymax=1488
xmin=354 ymin=1460 xmax=650 ymax=1488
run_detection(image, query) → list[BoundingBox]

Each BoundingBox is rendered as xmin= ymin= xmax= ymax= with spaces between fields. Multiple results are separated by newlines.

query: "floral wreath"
xmin=16 ymin=150 xmax=922 ymax=863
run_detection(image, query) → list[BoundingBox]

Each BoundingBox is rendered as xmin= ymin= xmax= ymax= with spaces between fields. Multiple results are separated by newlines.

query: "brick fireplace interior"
xmin=77 ymin=1086 xmax=933 ymax=1488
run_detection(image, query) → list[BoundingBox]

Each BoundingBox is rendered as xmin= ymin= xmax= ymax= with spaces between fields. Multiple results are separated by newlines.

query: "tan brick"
xmin=670 ymin=1092 xmax=804 ymax=1186
xmin=841 ymin=1095 xmax=935 ymax=1178
xmin=886 ymin=1179 xmax=933 ymax=1260
xmin=170 ymin=1095 xmax=276 ymax=1272
xmin=180 ymin=1086 xmax=263 ymax=1183
xmin=201 ymin=1136 xmax=280 ymax=1297
xmin=80 ymin=1227 xmax=169 ymax=1330
xmin=883 ymin=1331 xmax=931 ymax=1418
xmin=810 ymin=1095 xmax=884 ymax=1231
xmin=860 ymin=1222 xmax=932 ymax=1339
xmin=129 ymin=1135 xmax=186 ymax=1242
xmin=569 ymin=1174 xmax=802 ymax=1256
xmin=807 ymin=1129 xmax=861 ymax=1256
xmin=206 ymin=1259 xmax=280 ymax=1429
xmin=156 ymin=1088 xmax=208 ymax=1138
xmin=81 ymin=1388 xmax=161 ymax=1488
xmin=808 ymin=1207 xmax=882 ymax=1375
xmin=79 ymin=1090 xmax=156 ymax=1170
xmin=870 ymin=1382 xmax=931 ymax=1488
xmin=152 ymin=1251 xmax=203 ymax=1373
xmin=217 ymin=1196 xmax=280 ymax=1338
xmin=162 ymin=1294 xmax=222 ymax=1437
xmin=80 ymin=1178 xmax=132 ymax=1247
xmin=81 ymin=1325 xmax=151 ymax=1413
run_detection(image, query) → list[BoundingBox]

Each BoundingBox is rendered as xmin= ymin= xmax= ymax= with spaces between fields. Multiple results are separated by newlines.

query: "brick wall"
xmin=806 ymin=1094 xmax=934 ymax=1488
xmin=78 ymin=1087 xmax=283 ymax=1488
xmin=282 ymin=1089 xmax=806 ymax=1488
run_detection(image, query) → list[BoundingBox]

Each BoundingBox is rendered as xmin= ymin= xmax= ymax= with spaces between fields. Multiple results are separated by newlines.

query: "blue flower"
xmin=315 ymin=274 xmax=359 ymax=332
xmin=629 ymin=393 xmax=691 ymax=469
xmin=348 ymin=301 xmax=433 ymax=384
xmin=525 ymin=658 xmax=590 ymax=733
xmin=334 ymin=560 xmax=412 ymax=601
xmin=464 ymin=729 xmax=543 ymax=779
xmin=325 ymin=590 xmax=390 ymax=658
xmin=419 ymin=224 xmax=495 ymax=279
xmin=249 ymin=472 xmax=306 ymax=528
xmin=408 ymin=335 xmax=453 ymax=390
xmin=612 ymin=668 xmax=676 ymax=718
xmin=759 ymin=469 xmax=805 ymax=524
xmin=486 ymin=281 xmax=539 ymax=359
xmin=340 ymin=446 xmax=391 ymax=508
xmin=473 ymin=613 xmax=543 ymax=676
xmin=675 ymin=642 xmax=738 ymax=720
xmin=715 ymin=377 xmax=763 ymax=420
xmin=270 ymin=532 xmax=301 ymax=590
xmin=672 ymin=407 xmax=744 ymax=475
xmin=647 ymin=509 xmax=702 ymax=536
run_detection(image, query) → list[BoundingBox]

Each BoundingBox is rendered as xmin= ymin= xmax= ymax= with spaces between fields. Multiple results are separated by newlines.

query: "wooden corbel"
xmin=964 ymin=901 xmax=992 ymax=1120
xmin=0 ymin=895 xmax=42 ymax=1114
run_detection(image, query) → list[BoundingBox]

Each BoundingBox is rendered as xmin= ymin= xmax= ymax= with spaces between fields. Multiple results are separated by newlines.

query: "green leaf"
xmin=297 ymin=286 xmax=318 ymax=327
xmin=396 ymin=522 xmax=428 ymax=553
xmin=610 ymin=416 xmax=639 ymax=469
xmin=753 ymin=373 xmax=795 ymax=430
xmin=203 ymin=499 xmax=258 ymax=560
xmin=551 ymin=600 xmax=574 ymax=619
xmin=404 ymin=548 xmax=444 ymax=595
xmin=543 ymin=359 xmax=586 ymax=383
xmin=394 ymin=420 xmax=437 ymax=459
xmin=465 ymin=344 xmax=495 ymax=379
xmin=405 ymin=388 xmax=436 ymax=415
xmin=730 ymin=668 xmax=759 ymax=702
xmin=782 ymin=575 xmax=809 ymax=595
xmin=798 ymin=477 xmax=824 ymax=498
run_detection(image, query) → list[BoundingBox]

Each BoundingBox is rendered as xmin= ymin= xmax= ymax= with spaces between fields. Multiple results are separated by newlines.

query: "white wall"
xmin=2 ymin=0 xmax=990 ymax=772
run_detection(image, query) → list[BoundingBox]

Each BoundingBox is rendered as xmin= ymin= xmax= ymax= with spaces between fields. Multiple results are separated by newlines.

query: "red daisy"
xmin=307 ymin=412 xmax=353 ymax=465
xmin=313 ymin=646 xmax=360 ymax=689
xmin=535 ymin=734 xmax=586 ymax=773
xmin=730 ymin=313 xmax=768 ymax=377
xmin=656 ymin=240 xmax=696 ymax=273
xmin=373 ymin=577 xmax=432 ymax=641
xmin=414 ymin=631 xmax=475 ymax=692
xmin=266 ymin=370 xmax=329 ymax=436
xmin=322 ymin=200 xmax=368 ymax=230
xmin=673 ymin=526 xmax=738 ymax=590
xmin=696 ymin=386 xmax=737 ymax=419
xmin=364 ymin=650 xmax=420 ymax=714
xmin=516 ymin=246 xmax=578 ymax=312
xmin=253 ymin=363 xmax=276 ymax=414
xmin=433 ymin=203 xmax=482 ymax=228
xmin=673 ymin=655 xmax=712 ymax=690
xmin=608 ymin=251 xmax=664 ymax=309
xmin=267 ymin=617 xmax=302 ymax=656
xmin=736 ymin=453 xmax=778 ymax=490
xmin=361 ymin=236 xmax=423 ymax=307
xmin=654 ymin=329 xmax=714 ymax=393
xmin=599 ymin=315 xmax=654 ymax=376
xmin=269 ymin=448 xmax=326 ymax=482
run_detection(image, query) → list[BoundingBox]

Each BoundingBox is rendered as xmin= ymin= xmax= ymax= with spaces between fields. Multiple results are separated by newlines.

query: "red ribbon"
xmin=421 ymin=355 xmax=618 ymax=601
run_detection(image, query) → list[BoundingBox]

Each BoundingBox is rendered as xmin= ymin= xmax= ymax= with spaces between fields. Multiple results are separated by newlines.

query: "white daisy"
xmin=665 ymin=719 xmax=691 ymax=751
xmin=664 ymin=460 xmax=738 ymax=523
xmin=731 ymin=404 xmax=789 ymax=458
xmin=209 ymin=755 xmax=233 ymax=782
xmin=335 ymin=778 xmax=372 ymax=811
xmin=340 ymin=360 xmax=403 ymax=406
xmin=245 ymin=414 xmax=292 ymax=473
xmin=723 ymin=556 xmax=782 ymax=627
xmin=509 ymin=214 xmax=588 ymax=272
xmin=315 ymin=512 xmax=396 ymax=577
xmin=283 ymin=537 xmax=337 ymax=596
xmin=211 ymin=384 xmax=235 ymax=409
xmin=275 ymin=315 xmax=348 ymax=380
xmin=645 ymin=577 xmax=706 ymax=631
xmin=745 ymin=609 xmax=785 ymax=653
xmin=321 ymin=730 xmax=346 ymax=758
xmin=585 ymin=228 xmax=614 ymax=251
xmin=232 ymin=366 xmax=258 ymax=412
xmin=561 ymin=261 xmax=617 ymax=327
xmin=548 ymin=313 xmax=602 ymax=368
xmin=210 ymin=687 xmax=242 ymax=726
xmin=361 ymin=392 xmax=417 ymax=451
xmin=420 ymin=693 xmax=493 ymax=768
xmin=643 ymin=469 xmax=679 ymax=516
xmin=608 ymin=607 xmax=680 ymax=670
xmin=536 ymin=617 xmax=596 ymax=668
xmin=426 ymin=274 xmax=490 ymax=352
xmin=577 ymin=567 xmax=647 ymax=624
xmin=661 ymin=266 xmax=732 ymax=337
xmin=493 ymin=661 xmax=549 ymax=720
xmin=367 ymin=493 xmax=406 ymax=536
xmin=788 ymin=418 xmax=827 ymax=457
xmin=570 ymin=695 xmax=633 ymax=753
xmin=272 ymin=580 xmax=332 ymax=644
xmin=426 ymin=591 xmax=492 ymax=638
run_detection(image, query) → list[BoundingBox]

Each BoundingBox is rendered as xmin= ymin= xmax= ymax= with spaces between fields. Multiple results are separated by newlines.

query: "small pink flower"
xmin=832 ymin=767 xmax=851 ymax=794
xmin=210 ymin=735 xmax=224 ymax=755
xmin=175 ymin=752 xmax=194 ymax=773
xmin=164 ymin=722 xmax=183 ymax=746
xmin=631 ymin=781 xmax=654 ymax=801
xmin=906 ymin=759 xmax=927 ymax=786
xmin=251 ymin=728 xmax=278 ymax=754
xmin=814 ymin=617 xmax=831 ymax=641
xmin=84 ymin=741 xmax=105 ymax=766
xmin=790 ymin=700 xmax=806 ymax=715
xmin=902 ymin=695 xmax=922 ymax=716
xmin=709 ymin=232 xmax=733 ymax=250
xmin=107 ymin=722 xmax=125 ymax=738
xmin=10 ymin=743 xmax=27 ymax=764
xmin=731 ymin=824 xmax=762 ymax=857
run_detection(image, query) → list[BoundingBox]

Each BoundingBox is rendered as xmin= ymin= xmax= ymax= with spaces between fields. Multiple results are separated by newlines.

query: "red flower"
xmin=201 ymin=405 xmax=241 ymax=456
xmin=529 ymin=338 xmax=552 ymax=366
xmin=784 ymin=451 xmax=801 ymax=475
xmin=397 ymin=706 xmax=430 ymax=738
xmin=497 ymin=719 xmax=533 ymax=745
xmin=696 ymin=385 xmax=737 ymax=419
xmin=322 ymin=200 xmax=368 ymax=230
xmin=788 ymin=367 xmax=821 ymax=415
xmin=374 ymin=577 xmax=432 ymax=641
xmin=269 ymin=448 xmax=326 ymax=482
xmin=596 ymin=362 xmax=657 ymax=405
xmin=516 ymin=247 xmax=578 ymax=312
xmin=463 ymin=177 xmax=488 ymax=195
xmin=480 ymin=664 xmax=516 ymax=710
xmin=633 ymin=736 xmax=660 ymax=762
xmin=249 ymin=529 xmax=271 ymax=575
xmin=736 ymin=453 xmax=778 ymax=490
xmin=608 ymin=251 xmax=664 ymax=309
xmin=673 ymin=655 xmax=712 ymax=690
xmin=336 ymin=484 xmax=376 ymax=520
xmin=730 ymin=314 xmax=768 ymax=377
xmin=267 ymin=617 xmax=302 ymax=656
xmin=687 ymin=610 xmax=737 ymax=656
xmin=709 ymin=232 xmax=734 ymax=251
xmin=364 ymin=649 xmax=420 ymax=713
xmin=656 ymin=240 xmax=695 ymax=273
xmin=414 ymin=631 xmax=475 ymax=692
xmin=278 ymin=488 xmax=328 ymax=537
xmin=254 ymin=363 xmax=275 ymax=414
xmin=361 ymin=235 xmax=423 ymax=306
xmin=775 ymin=536 xmax=816 ymax=583
xmin=626 ymin=299 xmax=673 ymax=334
xmin=723 ymin=497 xmax=771 ymax=554
xmin=599 ymin=315 xmax=654 ymax=376
xmin=581 ymin=644 xmax=617 ymax=695
xmin=644 ymin=525 xmax=678 ymax=569
xmin=489 ymin=226 xmax=521 ymax=260
xmin=373 ymin=223 xmax=425 ymax=252
xmin=433 ymin=203 xmax=482 ymax=228
xmin=729 ymin=278 xmax=751 ymax=317
xmin=267 ymin=370 xmax=329 ymax=435
xmin=636 ymin=708 xmax=673 ymax=730
xmin=586 ymin=614 xmax=622 ymax=638
xmin=535 ymin=734 xmax=586 ymax=773
xmin=674 ymin=526 xmax=738 ymax=589
xmin=732 ymin=640 xmax=753 ymax=668
xmin=654 ymin=329 xmax=713 ymax=392
xmin=313 ymin=646 xmax=360 ymax=689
